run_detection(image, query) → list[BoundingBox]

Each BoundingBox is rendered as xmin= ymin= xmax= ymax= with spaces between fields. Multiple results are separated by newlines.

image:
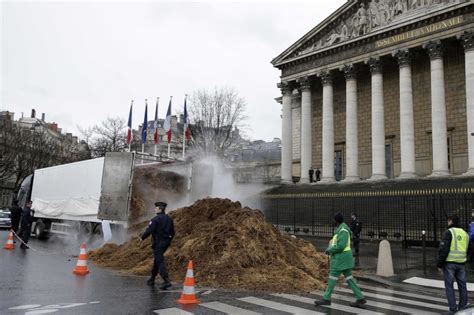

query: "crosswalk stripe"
xmin=335 ymin=288 xmax=447 ymax=311
xmin=311 ymin=291 xmax=438 ymax=315
xmin=238 ymin=297 xmax=325 ymax=315
xmin=272 ymin=293 xmax=383 ymax=315
xmin=403 ymin=277 xmax=474 ymax=291
xmin=153 ymin=307 xmax=193 ymax=315
xmin=356 ymin=283 xmax=447 ymax=303
xmin=201 ymin=302 xmax=261 ymax=315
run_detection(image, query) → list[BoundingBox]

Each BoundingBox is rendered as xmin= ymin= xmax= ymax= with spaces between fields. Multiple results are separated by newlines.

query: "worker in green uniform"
xmin=314 ymin=212 xmax=367 ymax=308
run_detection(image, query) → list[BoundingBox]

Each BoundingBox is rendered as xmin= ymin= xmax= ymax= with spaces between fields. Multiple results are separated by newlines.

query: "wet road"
xmin=0 ymin=230 xmax=469 ymax=314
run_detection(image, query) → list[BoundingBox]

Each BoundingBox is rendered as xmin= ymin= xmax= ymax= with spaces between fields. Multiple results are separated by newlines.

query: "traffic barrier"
xmin=376 ymin=239 xmax=394 ymax=277
xmin=3 ymin=230 xmax=15 ymax=250
xmin=72 ymin=243 xmax=90 ymax=276
xmin=177 ymin=260 xmax=200 ymax=304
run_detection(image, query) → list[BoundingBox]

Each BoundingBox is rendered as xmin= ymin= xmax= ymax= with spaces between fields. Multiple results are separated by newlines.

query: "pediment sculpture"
xmin=296 ymin=0 xmax=462 ymax=57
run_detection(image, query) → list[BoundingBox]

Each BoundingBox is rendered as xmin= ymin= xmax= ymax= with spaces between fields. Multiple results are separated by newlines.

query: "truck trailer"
xmin=17 ymin=152 xmax=210 ymax=239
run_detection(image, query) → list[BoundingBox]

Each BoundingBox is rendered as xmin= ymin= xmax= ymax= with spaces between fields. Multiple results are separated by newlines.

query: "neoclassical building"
xmin=272 ymin=0 xmax=474 ymax=184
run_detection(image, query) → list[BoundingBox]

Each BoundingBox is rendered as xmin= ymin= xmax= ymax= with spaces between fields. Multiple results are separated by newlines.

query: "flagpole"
xmin=166 ymin=96 xmax=172 ymax=158
xmin=128 ymin=100 xmax=133 ymax=152
xmin=182 ymin=94 xmax=187 ymax=159
xmin=154 ymin=97 xmax=159 ymax=156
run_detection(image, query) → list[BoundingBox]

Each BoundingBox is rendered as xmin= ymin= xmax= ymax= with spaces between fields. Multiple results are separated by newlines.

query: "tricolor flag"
xmin=183 ymin=96 xmax=191 ymax=142
xmin=126 ymin=101 xmax=133 ymax=145
xmin=141 ymin=100 xmax=148 ymax=144
xmin=163 ymin=97 xmax=172 ymax=144
xmin=153 ymin=97 xmax=159 ymax=144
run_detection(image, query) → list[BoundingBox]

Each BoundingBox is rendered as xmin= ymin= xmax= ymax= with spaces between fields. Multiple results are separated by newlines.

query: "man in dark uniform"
xmin=9 ymin=199 xmax=22 ymax=234
xmin=19 ymin=200 xmax=35 ymax=249
xmin=349 ymin=212 xmax=362 ymax=255
xmin=315 ymin=168 xmax=321 ymax=182
xmin=141 ymin=201 xmax=175 ymax=290
xmin=309 ymin=168 xmax=314 ymax=183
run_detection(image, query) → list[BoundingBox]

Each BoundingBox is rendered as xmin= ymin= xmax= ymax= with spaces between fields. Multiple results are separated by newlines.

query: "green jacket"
xmin=326 ymin=222 xmax=354 ymax=271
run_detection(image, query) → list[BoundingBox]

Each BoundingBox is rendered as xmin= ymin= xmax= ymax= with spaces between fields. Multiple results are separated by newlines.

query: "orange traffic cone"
xmin=72 ymin=243 xmax=90 ymax=276
xmin=177 ymin=260 xmax=200 ymax=304
xmin=4 ymin=230 xmax=15 ymax=250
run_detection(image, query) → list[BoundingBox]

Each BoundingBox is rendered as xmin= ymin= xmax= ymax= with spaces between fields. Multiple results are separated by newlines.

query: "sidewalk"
xmin=304 ymin=236 xmax=474 ymax=284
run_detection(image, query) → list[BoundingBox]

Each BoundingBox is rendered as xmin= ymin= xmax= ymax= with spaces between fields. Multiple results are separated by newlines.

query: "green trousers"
xmin=323 ymin=269 xmax=364 ymax=301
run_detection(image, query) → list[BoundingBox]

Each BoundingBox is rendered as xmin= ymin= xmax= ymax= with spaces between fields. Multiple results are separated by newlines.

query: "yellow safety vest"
xmin=330 ymin=228 xmax=351 ymax=252
xmin=447 ymin=227 xmax=468 ymax=263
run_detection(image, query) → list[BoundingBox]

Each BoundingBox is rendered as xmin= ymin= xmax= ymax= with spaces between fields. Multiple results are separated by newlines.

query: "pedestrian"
xmin=315 ymin=168 xmax=321 ymax=182
xmin=19 ymin=200 xmax=35 ymax=249
xmin=141 ymin=201 xmax=175 ymax=290
xmin=9 ymin=199 xmax=22 ymax=234
xmin=309 ymin=168 xmax=314 ymax=183
xmin=437 ymin=214 xmax=472 ymax=314
xmin=314 ymin=212 xmax=366 ymax=308
xmin=349 ymin=212 xmax=362 ymax=255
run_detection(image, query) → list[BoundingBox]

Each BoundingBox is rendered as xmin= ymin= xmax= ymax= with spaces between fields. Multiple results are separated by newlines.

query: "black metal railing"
xmin=262 ymin=189 xmax=474 ymax=247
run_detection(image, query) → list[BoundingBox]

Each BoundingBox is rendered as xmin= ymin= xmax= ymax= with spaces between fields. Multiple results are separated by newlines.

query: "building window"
xmin=334 ymin=149 xmax=343 ymax=181
xmin=385 ymin=143 xmax=393 ymax=178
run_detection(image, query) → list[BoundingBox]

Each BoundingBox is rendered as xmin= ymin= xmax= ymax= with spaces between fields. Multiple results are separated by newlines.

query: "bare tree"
xmin=188 ymin=87 xmax=247 ymax=156
xmin=0 ymin=121 xmax=78 ymax=190
xmin=82 ymin=117 xmax=128 ymax=157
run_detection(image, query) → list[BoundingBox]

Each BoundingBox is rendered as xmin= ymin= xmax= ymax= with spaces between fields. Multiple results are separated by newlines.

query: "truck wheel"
xmin=34 ymin=220 xmax=45 ymax=239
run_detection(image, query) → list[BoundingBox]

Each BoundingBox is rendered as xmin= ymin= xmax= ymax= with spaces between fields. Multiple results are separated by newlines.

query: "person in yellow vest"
xmin=314 ymin=212 xmax=367 ymax=308
xmin=437 ymin=214 xmax=472 ymax=314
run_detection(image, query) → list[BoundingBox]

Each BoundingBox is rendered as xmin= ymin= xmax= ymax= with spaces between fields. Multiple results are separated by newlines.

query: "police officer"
xmin=19 ymin=200 xmax=35 ymax=249
xmin=141 ymin=201 xmax=175 ymax=290
xmin=437 ymin=214 xmax=472 ymax=314
xmin=349 ymin=212 xmax=362 ymax=255
xmin=9 ymin=199 xmax=22 ymax=234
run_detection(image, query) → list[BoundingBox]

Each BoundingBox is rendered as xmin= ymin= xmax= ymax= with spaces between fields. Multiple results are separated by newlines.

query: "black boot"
xmin=146 ymin=278 xmax=155 ymax=286
xmin=160 ymin=277 xmax=172 ymax=290
xmin=350 ymin=298 xmax=367 ymax=308
xmin=314 ymin=299 xmax=331 ymax=306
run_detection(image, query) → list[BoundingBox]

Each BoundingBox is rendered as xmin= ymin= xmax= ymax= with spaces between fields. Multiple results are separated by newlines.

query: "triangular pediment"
xmin=272 ymin=0 xmax=466 ymax=67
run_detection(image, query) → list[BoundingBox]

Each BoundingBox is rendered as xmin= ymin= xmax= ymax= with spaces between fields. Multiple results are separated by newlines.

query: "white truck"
xmin=17 ymin=152 xmax=213 ymax=239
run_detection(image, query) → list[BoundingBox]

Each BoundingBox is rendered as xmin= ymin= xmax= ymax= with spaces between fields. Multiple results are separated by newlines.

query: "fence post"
xmin=422 ymin=230 xmax=426 ymax=275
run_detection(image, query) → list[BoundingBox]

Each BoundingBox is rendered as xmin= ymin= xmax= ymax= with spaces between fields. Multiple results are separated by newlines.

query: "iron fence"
xmin=262 ymin=191 xmax=474 ymax=247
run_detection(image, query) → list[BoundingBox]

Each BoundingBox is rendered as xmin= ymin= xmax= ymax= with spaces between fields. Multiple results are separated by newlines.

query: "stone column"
xmin=367 ymin=58 xmax=387 ymax=180
xmin=298 ymin=77 xmax=312 ymax=184
xmin=461 ymin=31 xmax=474 ymax=175
xmin=320 ymin=71 xmax=335 ymax=182
xmin=278 ymin=82 xmax=293 ymax=184
xmin=342 ymin=64 xmax=360 ymax=181
xmin=423 ymin=41 xmax=450 ymax=176
xmin=393 ymin=49 xmax=416 ymax=178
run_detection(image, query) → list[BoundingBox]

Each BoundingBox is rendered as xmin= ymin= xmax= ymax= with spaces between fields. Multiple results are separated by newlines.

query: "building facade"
xmin=272 ymin=0 xmax=474 ymax=183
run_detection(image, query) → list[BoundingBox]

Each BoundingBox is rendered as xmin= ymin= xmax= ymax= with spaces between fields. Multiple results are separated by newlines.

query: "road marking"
xmin=403 ymin=277 xmax=474 ymax=291
xmin=356 ymin=283 xmax=447 ymax=303
xmin=312 ymin=291 xmax=438 ymax=315
xmin=153 ymin=307 xmax=193 ymax=315
xmin=201 ymin=290 xmax=215 ymax=295
xmin=272 ymin=293 xmax=383 ymax=315
xmin=89 ymin=301 xmax=101 ymax=304
xmin=25 ymin=310 xmax=58 ymax=315
xmin=335 ymin=287 xmax=446 ymax=311
xmin=9 ymin=305 xmax=42 ymax=310
xmin=201 ymin=301 xmax=261 ymax=314
xmin=238 ymin=296 xmax=324 ymax=315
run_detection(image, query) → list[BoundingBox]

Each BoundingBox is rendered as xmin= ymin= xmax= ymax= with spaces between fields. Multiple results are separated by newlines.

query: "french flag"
xmin=126 ymin=101 xmax=133 ymax=145
xmin=153 ymin=98 xmax=159 ymax=144
xmin=163 ymin=97 xmax=172 ymax=144
xmin=183 ymin=96 xmax=191 ymax=142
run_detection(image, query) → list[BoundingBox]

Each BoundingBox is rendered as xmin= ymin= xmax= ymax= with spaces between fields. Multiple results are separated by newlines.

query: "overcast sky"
xmin=1 ymin=0 xmax=345 ymax=141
